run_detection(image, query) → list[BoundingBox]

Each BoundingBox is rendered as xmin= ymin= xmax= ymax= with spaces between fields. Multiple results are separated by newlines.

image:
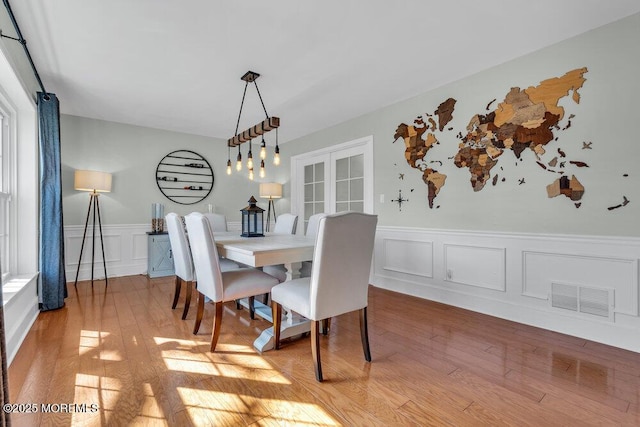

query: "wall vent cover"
xmin=550 ymin=282 xmax=613 ymax=321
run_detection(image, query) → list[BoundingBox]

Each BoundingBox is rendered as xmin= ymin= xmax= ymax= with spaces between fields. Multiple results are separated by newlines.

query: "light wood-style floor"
xmin=8 ymin=274 xmax=640 ymax=426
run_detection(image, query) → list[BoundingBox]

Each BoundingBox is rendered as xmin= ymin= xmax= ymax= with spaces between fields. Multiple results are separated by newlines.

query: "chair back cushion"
xmin=273 ymin=213 xmax=298 ymax=235
xmin=305 ymin=213 xmax=328 ymax=239
xmin=185 ymin=212 xmax=224 ymax=302
xmin=310 ymin=212 xmax=377 ymax=319
xmin=203 ymin=213 xmax=228 ymax=232
xmin=165 ymin=213 xmax=195 ymax=281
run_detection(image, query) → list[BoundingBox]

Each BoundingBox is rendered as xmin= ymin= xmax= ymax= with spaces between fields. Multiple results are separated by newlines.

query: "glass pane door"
xmin=334 ymin=153 xmax=364 ymax=213
xmin=292 ymin=136 xmax=373 ymax=233
xmin=303 ymin=161 xmax=325 ymax=234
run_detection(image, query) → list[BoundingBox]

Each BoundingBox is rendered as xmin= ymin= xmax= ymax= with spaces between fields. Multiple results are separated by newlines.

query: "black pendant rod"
xmin=234 ymin=81 xmax=250 ymax=136
xmin=253 ymin=81 xmax=270 ymax=119
xmin=2 ymin=0 xmax=49 ymax=98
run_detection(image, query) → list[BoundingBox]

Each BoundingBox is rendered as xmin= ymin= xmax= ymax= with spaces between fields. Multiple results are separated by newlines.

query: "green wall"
xmin=61 ymin=115 xmax=290 ymax=226
xmin=61 ymin=13 xmax=639 ymax=237
xmin=282 ymin=12 xmax=639 ymax=237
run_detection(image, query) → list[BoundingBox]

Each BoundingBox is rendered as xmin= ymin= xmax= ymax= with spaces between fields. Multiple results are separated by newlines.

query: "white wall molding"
xmin=64 ymin=224 xmax=150 ymax=281
xmin=381 ymin=238 xmax=434 ymax=278
xmin=443 ymin=243 xmax=506 ymax=291
xmin=522 ymin=251 xmax=637 ymax=316
xmin=372 ymin=226 xmax=640 ymax=353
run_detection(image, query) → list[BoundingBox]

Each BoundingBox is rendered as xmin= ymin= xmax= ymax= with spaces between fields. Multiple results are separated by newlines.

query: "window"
xmin=0 ymin=45 xmax=39 ymax=283
xmin=0 ymin=43 xmax=39 ymax=366
xmin=0 ymin=106 xmax=9 ymax=281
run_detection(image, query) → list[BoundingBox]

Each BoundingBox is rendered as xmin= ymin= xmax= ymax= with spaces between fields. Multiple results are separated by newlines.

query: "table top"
xmin=213 ymin=232 xmax=315 ymax=268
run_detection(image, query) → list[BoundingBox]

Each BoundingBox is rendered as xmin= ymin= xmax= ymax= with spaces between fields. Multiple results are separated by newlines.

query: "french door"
xmin=291 ymin=136 xmax=373 ymax=234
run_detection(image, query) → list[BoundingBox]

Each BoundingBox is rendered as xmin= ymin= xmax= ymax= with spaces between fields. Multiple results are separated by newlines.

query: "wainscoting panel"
xmin=64 ymin=224 xmax=150 ymax=281
xmin=372 ymin=226 xmax=640 ymax=353
xmin=380 ymin=238 xmax=434 ymax=278
xmin=522 ymin=251 xmax=638 ymax=316
xmin=443 ymin=244 xmax=506 ymax=291
xmin=132 ymin=232 xmax=148 ymax=260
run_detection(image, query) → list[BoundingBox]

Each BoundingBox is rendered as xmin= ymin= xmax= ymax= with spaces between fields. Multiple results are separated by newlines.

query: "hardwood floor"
xmin=7 ymin=274 xmax=640 ymax=426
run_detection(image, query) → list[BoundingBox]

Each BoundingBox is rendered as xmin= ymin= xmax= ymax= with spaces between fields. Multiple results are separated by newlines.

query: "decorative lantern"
xmin=240 ymin=196 xmax=265 ymax=237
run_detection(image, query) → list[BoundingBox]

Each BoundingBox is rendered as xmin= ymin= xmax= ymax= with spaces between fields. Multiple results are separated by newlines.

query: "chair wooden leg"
xmin=271 ymin=301 xmax=282 ymax=350
xmin=311 ymin=320 xmax=323 ymax=382
xmin=359 ymin=307 xmax=372 ymax=362
xmin=210 ymin=301 xmax=223 ymax=352
xmin=171 ymin=276 xmax=182 ymax=309
xmin=249 ymin=296 xmax=255 ymax=319
xmin=181 ymin=280 xmax=193 ymax=320
xmin=192 ymin=291 xmax=205 ymax=334
xmin=321 ymin=318 xmax=330 ymax=335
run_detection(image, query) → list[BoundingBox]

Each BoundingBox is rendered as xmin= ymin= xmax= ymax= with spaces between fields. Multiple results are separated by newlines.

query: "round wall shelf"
xmin=155 ymin=150 xmax=213 ymax=205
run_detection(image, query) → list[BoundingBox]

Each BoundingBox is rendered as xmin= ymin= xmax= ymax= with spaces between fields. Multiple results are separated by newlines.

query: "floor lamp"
xmin=259 ymin=182 xmax=282 ymax=232
xmin=73 ymin=170 xmax=112 ymax=287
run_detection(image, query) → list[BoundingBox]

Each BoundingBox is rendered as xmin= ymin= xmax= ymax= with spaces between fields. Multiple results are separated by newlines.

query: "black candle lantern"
xmin=241 ymin=196 xmax=265 ymax=237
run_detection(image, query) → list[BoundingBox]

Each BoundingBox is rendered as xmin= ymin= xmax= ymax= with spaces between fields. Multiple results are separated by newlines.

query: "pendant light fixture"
xmin=260 ymin=136 xmax=267 ymax=160
xmin=248 ymin=140 xmax=254 ymax=180
xmin=273 ymin=128 xmax=280 ymax=166
xmin=247 ymin=139 xmax=254 ymax=170
xmin=227 ymin=71 xmax=280 ymax=179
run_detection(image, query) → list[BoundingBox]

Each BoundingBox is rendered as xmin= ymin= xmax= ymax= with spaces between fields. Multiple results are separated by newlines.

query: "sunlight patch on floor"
xmin=98 ymin=349 xmax=123 ymax=361
xmin=72 ymin=374 xmax=122 ymax=424
xmin=163 ymin=357 xmax=223 ymax=376
xmin=79 ymin=330 xmax=116 ymax=359
xmin=133 ymin=382 xmax=168 ymax=421
xmin=154 ymin=337 xmax=213 ymax=362
xmin=176 ymin=387 xmax=340 ymax=426
xmin=155 ymin=338 xmax=291 ymax=384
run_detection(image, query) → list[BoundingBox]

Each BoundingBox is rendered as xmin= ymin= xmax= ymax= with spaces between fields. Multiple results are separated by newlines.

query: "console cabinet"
xmin=147 ymin=232 xmax=175 ymax=278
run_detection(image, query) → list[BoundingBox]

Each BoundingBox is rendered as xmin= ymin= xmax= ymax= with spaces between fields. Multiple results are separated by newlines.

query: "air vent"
xmin=550 ymin=282 xmax=613 ymax=321
xmin=579 ymin=287 xmax=610 ymax=318
xmin=551 ymin=282 xmax=578 ymax=311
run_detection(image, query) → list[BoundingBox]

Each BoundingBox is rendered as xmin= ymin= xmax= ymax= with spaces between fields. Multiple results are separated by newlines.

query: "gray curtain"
xmin=38 ymin=92 xmax=67 ymax=311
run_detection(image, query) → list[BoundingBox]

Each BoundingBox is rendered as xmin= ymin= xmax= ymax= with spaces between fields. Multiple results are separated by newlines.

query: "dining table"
xmin=213 ymin=231 xmax=315 ymax=352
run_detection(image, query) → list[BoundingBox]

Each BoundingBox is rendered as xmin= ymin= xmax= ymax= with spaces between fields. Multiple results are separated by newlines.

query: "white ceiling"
xmin=8 ymin=1 xmax=640 ymax=144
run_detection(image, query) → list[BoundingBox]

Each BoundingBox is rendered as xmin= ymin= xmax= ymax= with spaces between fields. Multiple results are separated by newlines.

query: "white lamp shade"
xmin=259 ymin=182 xmax=282 ymax=199
xmin=74 ymin=170 xmax=112 ymax=193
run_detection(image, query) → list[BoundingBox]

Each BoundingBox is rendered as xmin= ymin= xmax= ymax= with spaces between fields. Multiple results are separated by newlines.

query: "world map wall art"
xmin=392 ymin=68 xmax=628 ymax=212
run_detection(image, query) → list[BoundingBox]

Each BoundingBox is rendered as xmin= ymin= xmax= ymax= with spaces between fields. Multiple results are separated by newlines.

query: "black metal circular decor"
xmin=155 ymin=150 xmax=214 ymax=205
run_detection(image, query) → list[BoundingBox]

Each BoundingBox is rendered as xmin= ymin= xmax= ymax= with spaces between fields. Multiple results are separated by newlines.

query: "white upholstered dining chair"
xmin=185 ymin=212 xmax=280 ymax=351
xmin=271 ymin=211 xmax=378 ymax=382
xmin=263 ymin=213 xmax=299 ymax=283
xmin=203 ymin=213 xmax=228 ymax=232
xmin=299 ymin=213 xmax=328 ymax=278
xmin=272 ymin=213 xmax=298 ymax=235
xmin=166 ymin=213 xmax=238 ymax=328
xmin=165 ymin=213 xmax=198 ymax=320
